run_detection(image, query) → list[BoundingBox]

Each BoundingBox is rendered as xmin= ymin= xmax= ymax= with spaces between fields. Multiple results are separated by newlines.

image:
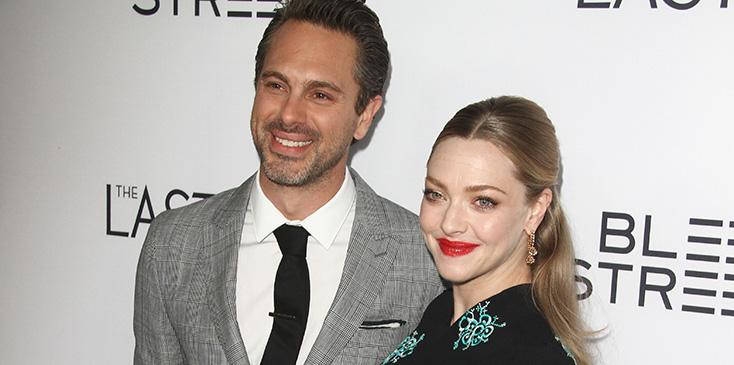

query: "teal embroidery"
xmin=452 ymin=300 xmax=506 ymax=351
xmin=555 ymin=336 xmax=578 ymax=364
xmin=382 ymin=331 xmax=426 ymax=364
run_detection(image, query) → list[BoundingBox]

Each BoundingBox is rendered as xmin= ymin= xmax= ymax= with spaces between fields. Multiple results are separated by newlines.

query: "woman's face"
xmin=420 ymin=137 xmax=547 ymax=289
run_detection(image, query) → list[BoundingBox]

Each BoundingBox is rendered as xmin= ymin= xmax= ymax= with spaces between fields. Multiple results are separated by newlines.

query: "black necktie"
xmin=261 ymin=224 xmax=310 ymax=365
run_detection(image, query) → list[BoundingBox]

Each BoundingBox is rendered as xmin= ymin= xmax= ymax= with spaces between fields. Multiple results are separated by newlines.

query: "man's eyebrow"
xmin=260 ymin=71 xmax=289 ymax=84
xmin=261 ymin=70 xmax=343 ymax=94
xmin=305 ymin=80 xmax=344 ymax=94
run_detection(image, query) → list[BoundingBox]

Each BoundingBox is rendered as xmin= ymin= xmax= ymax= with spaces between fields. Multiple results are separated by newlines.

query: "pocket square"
xmin=359 ymin=319 xmax=406 ymax=329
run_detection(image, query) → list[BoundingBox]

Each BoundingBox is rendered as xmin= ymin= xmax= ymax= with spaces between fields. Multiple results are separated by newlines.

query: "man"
xmin=133 ymin=0 xmax=443 ymax=364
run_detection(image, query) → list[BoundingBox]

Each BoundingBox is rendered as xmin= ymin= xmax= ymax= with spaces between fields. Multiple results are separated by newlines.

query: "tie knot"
xmin=273 ymin=224 xmax=309 ymax=258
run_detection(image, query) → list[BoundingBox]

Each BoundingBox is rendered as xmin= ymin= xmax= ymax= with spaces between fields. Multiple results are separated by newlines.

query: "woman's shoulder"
xmin=382 ymin=285 xmax=578 ymax=364
xmin=485 ymin=285 xmax=577 ymax=363
xmin=487 ymin=284 xmax=552 ymax=336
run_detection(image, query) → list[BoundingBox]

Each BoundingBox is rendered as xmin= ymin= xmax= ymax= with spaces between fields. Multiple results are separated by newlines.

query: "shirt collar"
xmin=252 ymin=169 xmax=356 ymax=249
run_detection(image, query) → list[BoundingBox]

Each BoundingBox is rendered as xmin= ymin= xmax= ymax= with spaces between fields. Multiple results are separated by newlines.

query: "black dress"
xmin=381 ymin=284 xmax=576 ymax=365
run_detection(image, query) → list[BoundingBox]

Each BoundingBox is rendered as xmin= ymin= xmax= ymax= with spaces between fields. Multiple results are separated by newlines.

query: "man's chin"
xmin=262 ymin=162 xmax=312 ymax=187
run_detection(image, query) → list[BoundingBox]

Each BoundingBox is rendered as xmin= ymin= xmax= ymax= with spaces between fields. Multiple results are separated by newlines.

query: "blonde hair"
xmin=430 ymin=96 xmax=591 ymax=365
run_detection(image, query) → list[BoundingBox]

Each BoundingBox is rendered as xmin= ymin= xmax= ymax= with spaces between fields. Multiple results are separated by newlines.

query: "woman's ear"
xmin=525 ymin=188 xmax=553 ymax=234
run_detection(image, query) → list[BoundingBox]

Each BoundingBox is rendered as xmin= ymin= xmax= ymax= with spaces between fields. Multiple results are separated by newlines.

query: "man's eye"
xmin=314 ymin=92 xmax=331 ymax=100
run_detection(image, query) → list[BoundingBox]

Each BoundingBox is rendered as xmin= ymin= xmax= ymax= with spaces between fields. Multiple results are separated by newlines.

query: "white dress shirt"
xmin=236 ymin=169 xmax=356 ymax=365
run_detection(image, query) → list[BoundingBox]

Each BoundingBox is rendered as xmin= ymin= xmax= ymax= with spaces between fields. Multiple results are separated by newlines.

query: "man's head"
xmin=254 ymin=0 xmax=389 ymax=115
xmin=250 ymin=0 xmax=388 ymax=189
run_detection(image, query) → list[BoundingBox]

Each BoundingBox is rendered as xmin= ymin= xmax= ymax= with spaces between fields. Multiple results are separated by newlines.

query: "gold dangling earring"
xmin=526 ymin=231 xmax=538 ymax=265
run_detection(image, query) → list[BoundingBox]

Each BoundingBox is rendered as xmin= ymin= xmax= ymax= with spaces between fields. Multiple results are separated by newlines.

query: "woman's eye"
xmin=474 ymin=197 xmax=496 ymax=209
xmin=423 ymin=189 xmax=443 ymax=202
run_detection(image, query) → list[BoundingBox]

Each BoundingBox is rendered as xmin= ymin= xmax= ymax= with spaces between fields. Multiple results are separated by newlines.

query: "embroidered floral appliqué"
xmin=452 ymin=300 xmax=506 ymax=351
xmin=382 ymin=331 xmax=426 ymax=364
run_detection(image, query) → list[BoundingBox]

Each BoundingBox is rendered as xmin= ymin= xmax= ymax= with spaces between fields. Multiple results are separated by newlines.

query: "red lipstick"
xmin=437 ymin=238 xmax=480 ymax=257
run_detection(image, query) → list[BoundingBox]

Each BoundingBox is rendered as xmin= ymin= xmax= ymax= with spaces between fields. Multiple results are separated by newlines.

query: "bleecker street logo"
xmin=106 ymin=184 xmax=213 ymax=238
xmin=133 ymin=0 xmax=279 ymax=18
xmin=576 ymin=211 xmax=734 ymax=317
xmin=578 ymin=0 xmax=729 ymax=8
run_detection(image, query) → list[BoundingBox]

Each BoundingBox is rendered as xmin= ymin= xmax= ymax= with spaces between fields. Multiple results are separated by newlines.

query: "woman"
xmin=383 ymin=96 xmax=591 ymax=364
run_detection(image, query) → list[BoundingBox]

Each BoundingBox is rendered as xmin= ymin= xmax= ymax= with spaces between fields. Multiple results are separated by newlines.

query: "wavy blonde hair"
xmin=430 ymin=96 xmax=591 ymax=365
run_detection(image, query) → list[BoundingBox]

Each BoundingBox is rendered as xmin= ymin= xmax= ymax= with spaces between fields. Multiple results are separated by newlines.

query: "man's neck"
xmin=258 ymin=165 xmax=348 ymax=221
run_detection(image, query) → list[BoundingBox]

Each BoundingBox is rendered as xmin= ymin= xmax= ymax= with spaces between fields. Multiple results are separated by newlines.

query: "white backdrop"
xmin=1 ymin=1 xmax=732 ymax=364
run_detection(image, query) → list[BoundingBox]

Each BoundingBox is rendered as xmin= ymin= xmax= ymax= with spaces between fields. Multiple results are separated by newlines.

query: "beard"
xmin=253 ymin=119 xmax=351 ymax=187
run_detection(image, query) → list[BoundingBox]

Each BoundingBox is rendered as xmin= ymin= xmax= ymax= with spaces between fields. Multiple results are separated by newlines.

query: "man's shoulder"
xmin=153 ymin=185 xmax=242 ymax=228
xmin=352 ymin=170 xmax=420 ymax=234
xmin=140 ymin=179 xmax=251 ymax=258
xmin=369 ymin=193 xmax=419 ymax=230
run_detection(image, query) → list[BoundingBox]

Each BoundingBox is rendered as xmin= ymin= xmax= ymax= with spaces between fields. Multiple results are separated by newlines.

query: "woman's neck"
xmin=450 ymin=268 xmax=531 ymax=324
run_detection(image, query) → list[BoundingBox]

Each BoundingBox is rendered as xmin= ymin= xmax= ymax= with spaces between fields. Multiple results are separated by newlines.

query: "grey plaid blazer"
xmin=134 ymin=169 xmax=444 ymax=364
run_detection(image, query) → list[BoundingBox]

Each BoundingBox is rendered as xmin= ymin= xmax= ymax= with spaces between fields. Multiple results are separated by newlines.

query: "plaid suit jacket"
xmin=133 ymin=169 xmax=444 ymax=364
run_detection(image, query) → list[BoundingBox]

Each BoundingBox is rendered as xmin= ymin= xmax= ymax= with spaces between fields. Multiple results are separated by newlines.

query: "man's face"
xmin=251 ymin=20 xmax=379 ymax=187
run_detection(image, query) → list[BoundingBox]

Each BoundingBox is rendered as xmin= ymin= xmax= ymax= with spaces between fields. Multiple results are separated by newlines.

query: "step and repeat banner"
xmin=1 ymin=1 xmax=731 ymax=364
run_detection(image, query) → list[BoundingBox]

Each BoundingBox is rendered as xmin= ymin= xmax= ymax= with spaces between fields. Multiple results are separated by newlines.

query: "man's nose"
xmin=279 ymin=93 xmax=307 ymax=126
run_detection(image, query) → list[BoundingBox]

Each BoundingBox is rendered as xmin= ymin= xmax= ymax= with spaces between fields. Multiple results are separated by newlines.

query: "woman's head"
xmin=430 ymin=96 xmax=561 ymax=212
xmin=421 ymin=96 xmax=590 ymax=364
xmin=420 ymin=96 xmax=560 ymax=289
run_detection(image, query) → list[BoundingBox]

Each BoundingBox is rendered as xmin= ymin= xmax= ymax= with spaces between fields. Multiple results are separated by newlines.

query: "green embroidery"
xmin=453 ymin=300 xmax=506 ymax=351
xmin=555 ymin=336 xmax=578 ymax=364
xmin=382 ymin=331 xmax=425 ymax=364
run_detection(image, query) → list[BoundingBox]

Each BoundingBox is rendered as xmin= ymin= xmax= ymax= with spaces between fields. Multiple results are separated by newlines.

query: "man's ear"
xmin=353 ymin=95 xmax=383 ymax=141
xmin=525 ymin=188 xmax=553 ymax=234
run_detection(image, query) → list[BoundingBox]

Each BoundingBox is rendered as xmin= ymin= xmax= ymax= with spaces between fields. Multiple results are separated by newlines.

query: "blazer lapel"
xmin=206 ymin=176 xmax=255 ymax=365
xmin=306 ymin=170 xmax=398 ymax=365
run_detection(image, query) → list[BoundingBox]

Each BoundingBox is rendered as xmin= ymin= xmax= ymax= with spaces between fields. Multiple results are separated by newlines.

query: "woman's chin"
xmin=437 ymin=266 xmax=473 ymax=286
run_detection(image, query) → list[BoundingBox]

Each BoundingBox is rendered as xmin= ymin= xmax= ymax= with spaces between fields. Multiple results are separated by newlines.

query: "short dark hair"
xmin=254 ymin=0 xmax=389 ymax=114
